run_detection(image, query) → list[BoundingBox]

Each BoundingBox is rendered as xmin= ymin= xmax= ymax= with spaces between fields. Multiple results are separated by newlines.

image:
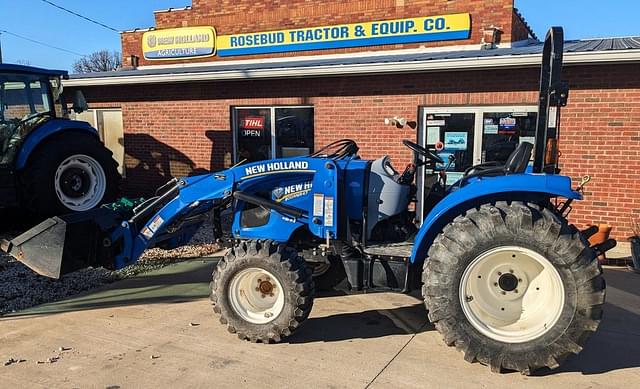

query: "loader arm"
xmin=3 ymin=156 xmax=341 ymax=278
xmin=113 ymin=173 xmax=235 ymax=271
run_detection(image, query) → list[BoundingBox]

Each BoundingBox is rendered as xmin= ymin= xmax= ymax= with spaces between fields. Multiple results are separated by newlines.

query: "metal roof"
xmin=0 ymin=64 xmax=68 ymax=78
xmin=65 ymin=37 xmax=640 ymax=86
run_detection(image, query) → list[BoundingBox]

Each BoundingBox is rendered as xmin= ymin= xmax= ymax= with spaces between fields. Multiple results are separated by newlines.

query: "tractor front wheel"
xmin=211 ymin=240 xmax=314 ymax=343
xmin=423 ymin=201 xmax=605 ymax=374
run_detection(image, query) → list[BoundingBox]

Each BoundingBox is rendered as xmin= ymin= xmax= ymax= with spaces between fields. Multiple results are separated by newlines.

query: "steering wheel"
xmin=402 ymin=139 xmax=444 ymax=164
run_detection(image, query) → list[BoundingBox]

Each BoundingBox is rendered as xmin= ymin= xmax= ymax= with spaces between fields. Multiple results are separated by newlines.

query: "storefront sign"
xmin=142 ymin=26 xmax=216 ymax=60
xmin=242 ymin=116 xmax=265 ymax=130
xmin=240 ymin=116 xmax=266 ymax=137
xmin=216 ymin=13 xmax=471 ymax=57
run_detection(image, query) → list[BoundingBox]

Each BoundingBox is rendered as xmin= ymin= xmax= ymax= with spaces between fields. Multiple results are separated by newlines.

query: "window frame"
xmin=231 ymin=105 xmax=314 ymax=163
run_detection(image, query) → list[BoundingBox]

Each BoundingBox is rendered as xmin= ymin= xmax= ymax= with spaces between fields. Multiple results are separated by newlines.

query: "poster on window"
xmin=499 ymin=117 xmax=516 ymax=129
xmin=484 ymin=124 xmax=499 ymax=134
xmin=444 ymin=132 xmax=468 ymax=150
xmin=435 ymin=151 xmax=456 ymax=170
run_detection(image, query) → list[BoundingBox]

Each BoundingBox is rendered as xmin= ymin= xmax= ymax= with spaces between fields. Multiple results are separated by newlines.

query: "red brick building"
xmin=64 ymin=0 xmax=640 ymax=239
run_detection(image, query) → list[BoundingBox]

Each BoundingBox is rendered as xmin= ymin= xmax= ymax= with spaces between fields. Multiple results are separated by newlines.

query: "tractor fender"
xmin=15 ymin=119 xmax=99 ymax=170
xmin=410 ymin=174 xmax=581 ymax=263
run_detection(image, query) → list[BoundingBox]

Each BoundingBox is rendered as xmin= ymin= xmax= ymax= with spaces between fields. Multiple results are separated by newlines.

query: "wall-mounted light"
xmin=384 ymin=116 xmax=417 ymax=129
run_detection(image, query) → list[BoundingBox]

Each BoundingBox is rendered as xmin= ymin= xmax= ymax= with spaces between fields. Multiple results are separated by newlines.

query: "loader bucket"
xmin=1 ymin=208 xmax=123 ymax=279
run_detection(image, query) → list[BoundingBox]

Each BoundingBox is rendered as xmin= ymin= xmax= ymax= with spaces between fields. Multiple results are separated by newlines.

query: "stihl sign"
xmin=242 ymin=117 xmax=265 ymax=129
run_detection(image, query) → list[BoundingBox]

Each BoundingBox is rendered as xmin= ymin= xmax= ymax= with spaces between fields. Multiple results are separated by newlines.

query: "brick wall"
xmin=558 ymin=65 xmax=640 ymax=239
xmin=68 ymin=63 xmax=640 ymax=239
xmin=122 ymin=0 xmax=519 ymax=67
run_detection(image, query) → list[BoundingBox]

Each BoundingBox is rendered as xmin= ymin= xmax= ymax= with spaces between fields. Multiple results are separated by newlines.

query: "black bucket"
xmin=1 ymin=208 xmax=123 ymax=279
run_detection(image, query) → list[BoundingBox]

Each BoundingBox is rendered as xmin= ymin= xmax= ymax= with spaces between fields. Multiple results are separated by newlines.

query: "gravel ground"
xmin=0 ymin=221 xmax=224 ymax=315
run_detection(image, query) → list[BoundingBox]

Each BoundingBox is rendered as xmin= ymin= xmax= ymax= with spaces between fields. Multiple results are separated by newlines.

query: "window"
xmin=0 ymin=75 xmax=53 ymax=121
xmin=0 ymin=74 xmax=55 ymax=166
xmin=482 ymin=111 xmax=537 ymax=164
xmin=232 ymin=106 xmax=314 ymax=163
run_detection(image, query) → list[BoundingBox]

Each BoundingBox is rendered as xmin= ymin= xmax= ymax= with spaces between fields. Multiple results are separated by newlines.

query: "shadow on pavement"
xmin=603 ymin=265 xmax=640 ymax=298
xmin=535 ymin=303 xmax=640 ymax=376
xmin=536 ymin=267 xmax=640 ymax=376
xmin=287 ymin=303 xmax=433 ymax=343
xmin=2 ymin=259 xmax=218 ymax=319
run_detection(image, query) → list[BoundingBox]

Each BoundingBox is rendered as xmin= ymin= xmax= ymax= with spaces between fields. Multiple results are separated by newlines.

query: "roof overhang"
xmin=63 ymin=49 xmax=640 ymax=87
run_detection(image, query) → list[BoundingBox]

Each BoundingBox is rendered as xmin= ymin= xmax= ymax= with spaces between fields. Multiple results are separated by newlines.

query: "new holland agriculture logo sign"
xmin=142 ymin=26 xmax=216 ymax=60
xmin=142 ymin=13 xmax=470 ymax=60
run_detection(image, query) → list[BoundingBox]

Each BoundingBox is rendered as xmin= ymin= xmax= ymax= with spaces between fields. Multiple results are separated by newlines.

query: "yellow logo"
xmin=142 ymin=26 xmax=216 ymax=60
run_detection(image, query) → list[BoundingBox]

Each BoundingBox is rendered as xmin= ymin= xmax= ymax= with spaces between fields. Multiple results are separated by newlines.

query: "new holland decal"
xmin=242 ymin=161 xmax=313 ymax=179
xmin=272 ymin=181 xmax=313 ymax=202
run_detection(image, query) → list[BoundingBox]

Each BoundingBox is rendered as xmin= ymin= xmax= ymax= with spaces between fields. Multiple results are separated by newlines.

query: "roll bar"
xmin=533 ymin=27 xmax=569 ymax=174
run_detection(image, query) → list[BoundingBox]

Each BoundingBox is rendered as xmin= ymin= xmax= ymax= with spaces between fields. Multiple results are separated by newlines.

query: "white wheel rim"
xmin=459 ymin=246 xmax=565 ymax=343
xmin=54 ymin=154 xmax=107 ymax=211
xmin=228 ymin=267 xmax=285 ymax=324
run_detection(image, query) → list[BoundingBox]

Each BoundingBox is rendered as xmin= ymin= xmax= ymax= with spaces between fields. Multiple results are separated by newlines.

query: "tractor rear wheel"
xmin=423 ymin=201 xmax=604 ymax=374
xmin=211 ymin=240 xmax=314 ymax=343
xmin=21 ymin=132 xmax=120 ymax=215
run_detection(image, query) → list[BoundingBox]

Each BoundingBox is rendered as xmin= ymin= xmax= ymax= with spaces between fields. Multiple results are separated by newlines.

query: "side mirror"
xmin=72 ymin=90 xmax=88 ymax=113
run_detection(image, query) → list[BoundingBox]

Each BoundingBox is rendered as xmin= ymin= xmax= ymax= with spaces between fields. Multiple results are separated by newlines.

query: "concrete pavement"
xmin=1 ymin=257 xmax=639 ymax=388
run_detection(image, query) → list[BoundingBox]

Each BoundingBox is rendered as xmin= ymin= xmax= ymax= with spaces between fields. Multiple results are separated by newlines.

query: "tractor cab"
xmin=0 ymin=64 xmax=88 ymax=168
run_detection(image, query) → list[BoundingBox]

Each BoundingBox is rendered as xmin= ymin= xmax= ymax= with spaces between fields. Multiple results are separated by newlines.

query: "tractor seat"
xmin=460 ymin=142 xmax=533 ymax=185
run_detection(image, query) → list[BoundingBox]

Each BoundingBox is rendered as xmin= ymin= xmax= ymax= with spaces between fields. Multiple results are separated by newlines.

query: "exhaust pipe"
xmin=1 ymin=208 xmax=124 ymax=279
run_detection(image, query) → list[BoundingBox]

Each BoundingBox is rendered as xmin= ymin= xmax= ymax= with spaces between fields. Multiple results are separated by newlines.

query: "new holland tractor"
xmin=0 ymin=64 xmax=120 ymax=215
xmin=2 ymin=28 xmax=615 ymax=374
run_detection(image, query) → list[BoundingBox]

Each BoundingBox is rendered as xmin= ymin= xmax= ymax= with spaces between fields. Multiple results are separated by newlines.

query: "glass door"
xmin=417 ymin=106 xmax=537 ymax=223
xmin=424 ymin=112 xmax=476 ymax=183
xmin=417 ymin=108 xmax=480 ymax=222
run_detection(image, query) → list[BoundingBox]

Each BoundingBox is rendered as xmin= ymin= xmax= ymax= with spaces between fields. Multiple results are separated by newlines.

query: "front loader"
xmin=2 ymin=28 xmax=616 ymax=374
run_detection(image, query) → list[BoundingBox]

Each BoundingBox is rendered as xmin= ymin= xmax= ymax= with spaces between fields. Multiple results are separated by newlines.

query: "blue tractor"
xmin=0 ymin=64 xmax=120 ymax=215
xmin=2 ymin=28 xmax=615 ymax=374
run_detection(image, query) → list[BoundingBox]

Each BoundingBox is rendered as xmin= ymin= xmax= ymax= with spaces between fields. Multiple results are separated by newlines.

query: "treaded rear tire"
xmin=423 ymin=201 xmax=605 ymax=374
xmin=211 ymin=240 xmax=314 ymax=343
xmin=20 ymin=132 xmax=120 ymax=215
